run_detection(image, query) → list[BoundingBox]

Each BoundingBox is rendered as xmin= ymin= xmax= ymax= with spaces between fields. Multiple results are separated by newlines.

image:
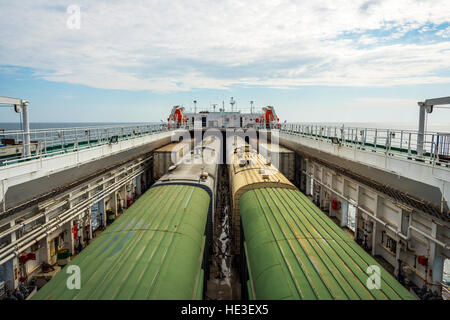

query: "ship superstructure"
xmin=168 ymin=101 xmax=279 ymax=130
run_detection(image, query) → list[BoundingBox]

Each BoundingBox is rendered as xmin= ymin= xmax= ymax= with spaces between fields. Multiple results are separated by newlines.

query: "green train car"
xmin=239 ymin=188 xmax=415 ymax=300
xmin=33 ymin=157 xmax=218 ymax=300
xmin=230 ymin=146 xmax=415 ymax=300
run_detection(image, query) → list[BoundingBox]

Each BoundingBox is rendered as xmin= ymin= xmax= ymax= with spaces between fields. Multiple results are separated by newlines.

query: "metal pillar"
xmin=417 ymin=96 xmax=450 ymax=157
xmin=417 ymin=104 xmax=427 ymax=157
xmin=22 ymin=102 xmax=31 ymax=158
xmin=340 ymin=199 xmax=348 ymax=228
xmin=429 ymin=222 xmax=443 ymax=294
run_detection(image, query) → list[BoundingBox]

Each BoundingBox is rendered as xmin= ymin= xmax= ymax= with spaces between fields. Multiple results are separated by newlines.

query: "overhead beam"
xmin=0 ymin=96 xmax=23 ymax=106
xmin=421 ymin=96 xmax=450 ymax=107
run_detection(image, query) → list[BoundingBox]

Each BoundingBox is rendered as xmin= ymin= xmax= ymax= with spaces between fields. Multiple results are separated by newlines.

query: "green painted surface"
xmin=33 ymin=184 xmax=210 ymax=300
xmin=240 ymin=188 xmax=415 ymax=300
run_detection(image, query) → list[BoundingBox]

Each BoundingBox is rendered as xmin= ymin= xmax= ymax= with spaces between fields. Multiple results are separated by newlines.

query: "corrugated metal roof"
xmin=230 ymin=149 xmax=296 ymax=253
xmin=33 ymin=184 xmax=210 ymax=300
xmin=240 ymin=187 xmax=415 ymax=300
xmin=230 ymin=148 xmax=295 ymax=191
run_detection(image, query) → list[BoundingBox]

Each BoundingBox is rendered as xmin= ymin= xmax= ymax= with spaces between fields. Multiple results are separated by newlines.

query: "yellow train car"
xmin=229 ymin=145 xmax=296 ymax=254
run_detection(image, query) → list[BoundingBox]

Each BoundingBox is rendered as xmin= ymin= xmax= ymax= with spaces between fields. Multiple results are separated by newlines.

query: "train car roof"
xmin=230 ymin=148 xmax=296 ymax=203
xmin=155 ymin=137 xmax=219 ymax=194
xmin=32 ymin=184 xmax=210 ymax=300
xmin=240 ymin=187 xmax=415 ymax=300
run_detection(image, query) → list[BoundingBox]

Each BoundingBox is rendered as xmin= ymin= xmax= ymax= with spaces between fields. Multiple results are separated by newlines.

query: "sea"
xmin=0 ymin=122 xmax=158 ymax=131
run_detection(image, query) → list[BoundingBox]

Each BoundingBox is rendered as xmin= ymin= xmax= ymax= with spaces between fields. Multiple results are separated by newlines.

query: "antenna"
xmin=193 ymin=100 xmax=197 ymax=113
xmin=250 ymin=101 xmax=254 ymax=114
xmin=230 ymin=97 xmax=235 ymax=112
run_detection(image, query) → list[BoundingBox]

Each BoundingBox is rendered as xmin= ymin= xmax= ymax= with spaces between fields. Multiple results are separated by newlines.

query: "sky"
xmin=0 ymin=0 xmax=450 ymax=127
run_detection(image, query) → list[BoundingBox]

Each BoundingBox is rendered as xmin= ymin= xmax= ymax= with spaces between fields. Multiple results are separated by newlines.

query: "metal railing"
xmin=2 ymin=122 xmax=448 ymax=167
xmin=181 ymin=123 xmax=280 ymax=130
xmin=280 ymin=123 xmax=450 ymax=166
xmin=183 ymin=105 xmax=260 ymax=113
xmin=0 ymin=123 xmax=169 ymax=166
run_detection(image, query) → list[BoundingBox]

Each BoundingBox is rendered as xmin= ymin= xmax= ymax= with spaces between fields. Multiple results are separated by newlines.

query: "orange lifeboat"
xmin=168 ymin=106 xmax=187 ymax=129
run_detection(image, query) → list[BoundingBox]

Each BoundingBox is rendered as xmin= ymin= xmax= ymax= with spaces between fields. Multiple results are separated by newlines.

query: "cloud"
xmin=347 ymin=97 xmax=418 ymax=108
xmin=436 ymin=26 xmax=450 ymax=38
xmin=291 ymin=97 xmax=422 ymax=123
xmin=0 ymin=0 xmax=450 ymax=92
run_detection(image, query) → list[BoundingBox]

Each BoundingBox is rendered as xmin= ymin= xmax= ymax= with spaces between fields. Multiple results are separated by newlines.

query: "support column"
xmin=354 ymin=185 xmax=363 ymax=241
xmin=123 ymin=185 xmax=128 ymax=209
xmin=372 ymin=195 xmax=384 ymax=256
xmin=305 ymin=160 xmax=312 ymax=196
xmin=341 ymin=199 xmax=348 ymax=228
xmin=429 ymin=221 xmax=442 ymax=294
xmin=21 ymin=102 xmax=31 ymax=158
xmin=294 ymin=153 xmax=301 ymax=189
xmin=395 ymin=228 xmax=401 ymax=278
xmin=65 ymin=221 xmax=75 ymax=256
xmin=99 ymin=198 xmax=106 ymax=228
xmin=417 ymin=104 xmax=426 ymax=157
xmin=1 ymin=180 xmax=7 ymax=213
xmin=116 ymin=191 xmax=123 ymax=214
xmin=87 ymin=207 xmax=93 ymax=240
xmin=136 ymin=174 xmax=142 ymax=197
xmin=8 ymin=221 xmax=19 ymax=291
xmin=112 ymin=192 xmax=118 ymax=216
xmin=3 ymin=259 xmax=15 ymax=294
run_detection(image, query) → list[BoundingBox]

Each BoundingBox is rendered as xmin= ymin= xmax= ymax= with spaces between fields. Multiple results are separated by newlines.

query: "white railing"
xmin=0 ymin=123 xmax=169 ymax=166
xmin=280 ymin=123 xmax=450 ymax=166
xmin=181 ymin=123 xmax=280 ymax=130
xmin=4 ymin=122 xmax=447 ymax=166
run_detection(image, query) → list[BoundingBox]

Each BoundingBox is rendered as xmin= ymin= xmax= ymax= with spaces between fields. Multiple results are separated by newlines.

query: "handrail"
xmin=1 ymin=123 xmax=169 ymax=166
xmin=280 ymin=123 xmax=450 ymax=167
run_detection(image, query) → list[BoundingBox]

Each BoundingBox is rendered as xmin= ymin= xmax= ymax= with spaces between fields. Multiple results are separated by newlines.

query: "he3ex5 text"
xmin=225 ymin=304 xmax=268 ymax=315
